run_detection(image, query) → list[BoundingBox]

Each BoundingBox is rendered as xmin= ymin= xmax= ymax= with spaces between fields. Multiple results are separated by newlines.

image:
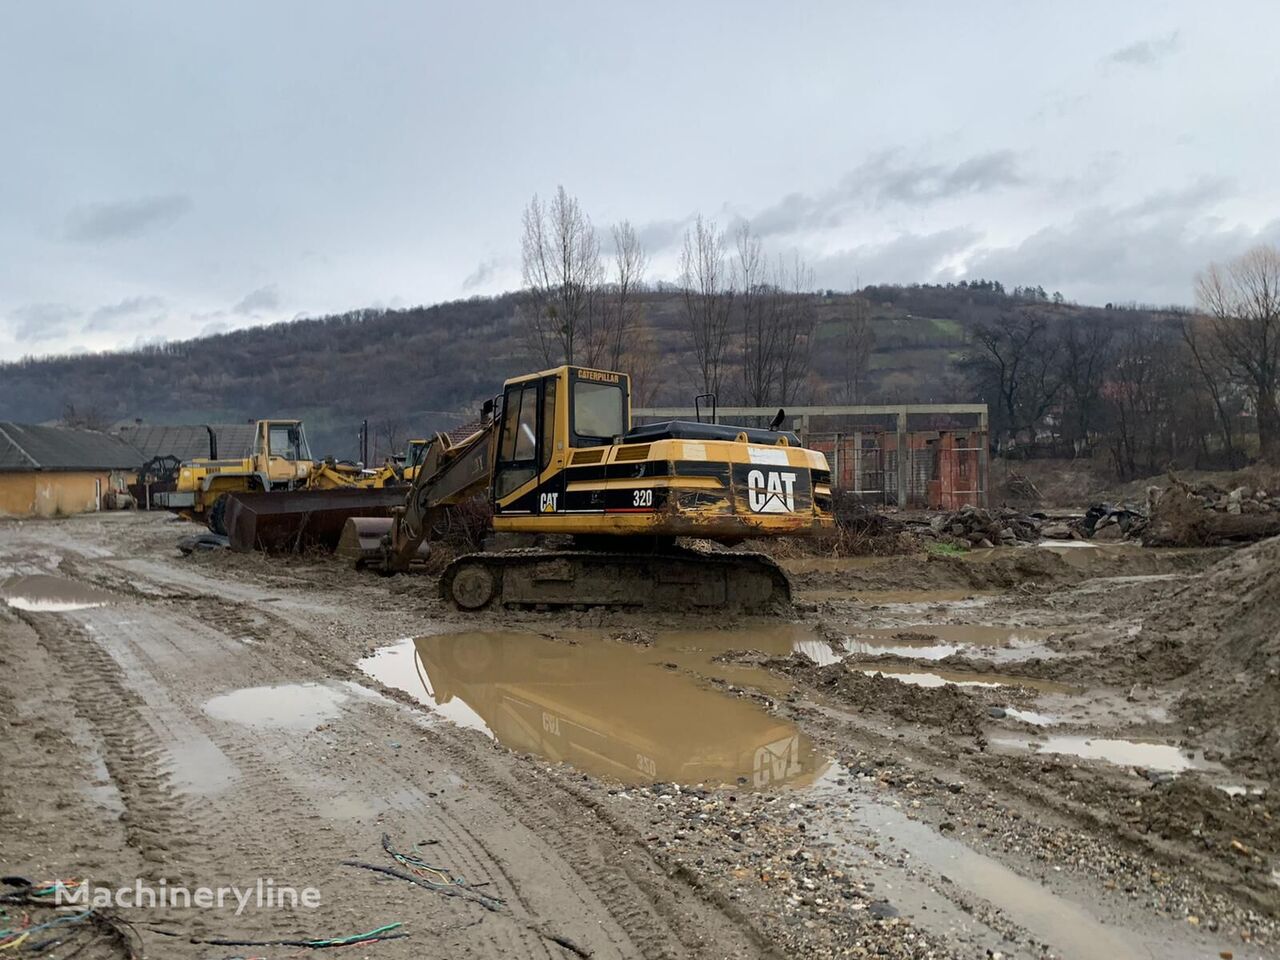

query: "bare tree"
xmin=963 ymin=309 xmax=1061 ymax=449
xmin=735 ymin=222 xmax=776 ymax=405
xmin=1105 ymin=320 xmax=1179 ymax=479
xmin=840 ymin=293 xmax=874 ymax=403
xmin=601 ymin=220 xmax=648 ymax=371
xmin=773 ymin=252 xmax=817 ymax=405
xmin=377 ymin=416 xmax=406 ymax=463
xmin=1194 ymin=244 xmax=1280 ymax=462
xmin=60 ymin=402 xmax=110 ymax=432
xmin=1057 ymin=315 xmax=1113 ymax=456
xmin=1180 ymin=313 xmax=1243 ymax=467
xmin=622 ymin=317 xmax=662 ymax=408
xmin=679 ymin=216 xmax=734 ymax=398
xmin=520 ymin=186 xmax=603 ymax=366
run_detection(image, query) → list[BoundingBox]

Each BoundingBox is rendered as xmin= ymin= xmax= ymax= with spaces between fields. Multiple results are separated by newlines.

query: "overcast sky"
xmin=3 ymin=1 xmax=1278 ymax=361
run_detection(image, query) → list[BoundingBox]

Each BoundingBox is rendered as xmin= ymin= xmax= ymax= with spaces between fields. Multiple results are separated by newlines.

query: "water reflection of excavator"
xmin=338 ymin=365 xmax=835 ymax=611
xmin=411 ymin=632 xmax=824 ymax=789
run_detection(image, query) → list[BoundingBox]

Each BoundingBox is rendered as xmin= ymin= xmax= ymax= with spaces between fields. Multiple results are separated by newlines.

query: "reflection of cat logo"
xmin=753 ymin=735 xmax=802 ymax=787
xmin=746 ymin=470 xmax=797 ymax=513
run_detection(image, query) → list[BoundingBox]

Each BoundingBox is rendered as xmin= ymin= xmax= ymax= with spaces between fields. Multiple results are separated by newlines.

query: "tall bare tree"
xmin=840 ymin=293 xmax=874 ymax=403
xmin=773 ymin=252 xmax=817 ymax=405
xmin=735 ymin=222 xmax=776 ymax=405
xmin=622 ymin=317 xmax=662 ymax=408
xmin=1194 ymin=244 xmax=1280 ymax=462
xmin=1057 ymin=315 xmax=1113 ymax=456
xmin=679 ymin=215 xmax=734 ymax=398
xmin=520 ymin=186 xmax=603 ymax=366
xmin=964 ymin=309 xmax=1061 ymax=449
xmin=601 ymin=220 xmax=647 ymax=371
xmin=1180 ymin=313 xmax=1243 ymax=467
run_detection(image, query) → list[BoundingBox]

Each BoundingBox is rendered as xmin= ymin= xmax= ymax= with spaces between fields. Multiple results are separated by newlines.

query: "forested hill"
xmin=0 ymin=283 xmax=1181 ymax=460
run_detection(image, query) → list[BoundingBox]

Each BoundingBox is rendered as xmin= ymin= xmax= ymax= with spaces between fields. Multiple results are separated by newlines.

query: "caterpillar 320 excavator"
xmin=337 ymin=365 xmax=835 ymax=611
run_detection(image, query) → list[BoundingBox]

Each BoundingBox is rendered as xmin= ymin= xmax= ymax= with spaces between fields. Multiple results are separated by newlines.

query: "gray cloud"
xmin=751 ymin=150 xmax=1024 ymax=239
xmin=809 ymin=227 xmax=982 ymax=290
xmin=85 ymin=294 xmax=167 ymax=331
xmin=233 ymin=285 xmax=281 ymax=314
xmin=9 ymin=302 xmax=81 ymax=342
xmin=462 ymin=258 xmax=499 ymax=290
xmin=964 ymin=179 xmax=1272 ymax=306
xmin=1103 ymin=31 xmax=1180 ymax=68
xmin=64 ymin=194 xmax=192 ymax=243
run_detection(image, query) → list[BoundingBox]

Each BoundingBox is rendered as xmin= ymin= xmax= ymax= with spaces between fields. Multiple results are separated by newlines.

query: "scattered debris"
xmin=1144 ymin=475 xmax=1280 ymax=547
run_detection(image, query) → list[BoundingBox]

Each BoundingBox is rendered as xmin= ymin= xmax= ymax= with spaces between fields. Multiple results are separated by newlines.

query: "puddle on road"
xmin=165 ymin=737 xmax=239 ymax=794
xmin=359 ymin=631 xmax=828 ymax=789
xmin=991 ymin=734 xmax=1221 ymax=773
xmin=860 ymin=664 xmax=1075 ymax=693
xmin=799 ymin=587 xmax=991 ymax=606
xmin=1001 ymin=706 xmax=1058 ymax=726
xmin=0 ymin=574 xmax=114 ymax=612
xmin=811 ymin=774 xmax=1204 ymax=959
xmin=204 ymin=682 xmax=348 ymax=731
xmin=832 ymin=623 xmax=1060 ymax=664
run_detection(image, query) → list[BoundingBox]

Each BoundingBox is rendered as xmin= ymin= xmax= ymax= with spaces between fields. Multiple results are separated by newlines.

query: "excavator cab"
xmin=492 ymin=368 xmax=627 ymax=513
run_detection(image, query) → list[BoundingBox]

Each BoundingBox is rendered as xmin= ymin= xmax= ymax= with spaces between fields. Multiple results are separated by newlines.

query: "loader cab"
xmin=493 ymin=366 xmax=630 ymax=511
xmin=257 ymin=419 xmax=312 ymax=484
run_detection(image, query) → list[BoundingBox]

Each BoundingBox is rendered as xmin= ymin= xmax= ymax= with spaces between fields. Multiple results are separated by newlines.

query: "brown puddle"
xmin=0 ymin=574 xmax=115 ymax=612
xmin=359 ymin=631 xmax=828 ymax=789
xmin=990 ymin=734 xmax=1222 ymax=773
xmin=204 ymin=682 xmax=349 ymax=731
xmin=859 ymin=663 xmax=1076 ymax=693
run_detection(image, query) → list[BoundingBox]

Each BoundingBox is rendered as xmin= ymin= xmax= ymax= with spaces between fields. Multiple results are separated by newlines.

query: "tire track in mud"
xmin=34 ymin=527 xmax=798 ymax=958
xmin=362 ymin=705 xmax=773 ymax=960
xmin=18 ymin=610 xmax=202 ymax=875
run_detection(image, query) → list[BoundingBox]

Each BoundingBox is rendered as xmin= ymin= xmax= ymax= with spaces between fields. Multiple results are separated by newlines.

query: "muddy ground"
xmin=1 ymin=512 xmax=1278 ymax=959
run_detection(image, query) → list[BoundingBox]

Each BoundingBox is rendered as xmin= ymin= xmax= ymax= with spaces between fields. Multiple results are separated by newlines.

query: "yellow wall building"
xmin=0 ymin=422 xmax=141 ymax=519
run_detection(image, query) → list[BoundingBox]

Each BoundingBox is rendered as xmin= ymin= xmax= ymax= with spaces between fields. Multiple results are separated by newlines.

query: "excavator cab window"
xmin=572 ymin=380 xmax=625 ymax=447
xmin=496 ymin=381 xmax=540 ymax=498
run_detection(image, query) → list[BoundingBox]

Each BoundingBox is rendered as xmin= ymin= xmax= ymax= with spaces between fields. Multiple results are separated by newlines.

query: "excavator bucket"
xmin=335 ymin=516 xmax=396 ymax=567
xmin=224 ymin=488 xmax=405 ymax=554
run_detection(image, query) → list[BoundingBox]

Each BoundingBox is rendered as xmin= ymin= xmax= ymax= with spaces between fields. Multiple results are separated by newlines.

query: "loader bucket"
xmin=335 ymin=516 xmax=396 ymax=567
xmin=224 ymin=488 xmax=405 ymax=554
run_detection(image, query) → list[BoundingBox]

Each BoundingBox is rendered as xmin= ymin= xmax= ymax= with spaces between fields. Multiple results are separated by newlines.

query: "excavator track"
xmin=439 ymin=547 xmax=791 ymax=613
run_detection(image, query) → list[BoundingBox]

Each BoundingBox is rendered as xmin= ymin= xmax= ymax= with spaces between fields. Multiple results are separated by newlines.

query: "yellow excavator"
xmin=338 ymin=365 xmax=835 ymax=611
xmin=156 ymin=418 xmax=400 ymax=534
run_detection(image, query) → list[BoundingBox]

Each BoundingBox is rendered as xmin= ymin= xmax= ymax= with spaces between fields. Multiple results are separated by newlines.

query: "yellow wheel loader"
xmin=338 ymin=365 xmax=835 ymax=611
xmin=155 ymin=419 xmax=401 ymax=536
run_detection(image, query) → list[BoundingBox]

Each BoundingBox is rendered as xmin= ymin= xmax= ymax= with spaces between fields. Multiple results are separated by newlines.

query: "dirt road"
xmin=1 ymin=512 xmax=1277 ymax=959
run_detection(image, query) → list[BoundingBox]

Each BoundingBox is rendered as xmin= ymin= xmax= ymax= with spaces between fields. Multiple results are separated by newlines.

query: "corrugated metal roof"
xmin=114 ymin=423 xmax=258 ymax=462
xmin=0 ymin=422 xmax=144 ymax=472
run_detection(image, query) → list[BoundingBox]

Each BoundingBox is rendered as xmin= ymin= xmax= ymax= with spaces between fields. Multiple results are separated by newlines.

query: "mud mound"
xmin=1141 ymin=536 xmax=1280 ymax=778
xmin=1144 ymin=480 xmax=1280 ymax=547
xmin=720 ymin=651 xmax=985 ymax=736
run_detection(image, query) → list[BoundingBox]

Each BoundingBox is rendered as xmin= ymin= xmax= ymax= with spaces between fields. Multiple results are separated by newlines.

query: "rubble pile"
xmin=1143 ymin=477 xmax=1280 ymax=547
xmin=924 ymin=504 xmax=1042 ymax=548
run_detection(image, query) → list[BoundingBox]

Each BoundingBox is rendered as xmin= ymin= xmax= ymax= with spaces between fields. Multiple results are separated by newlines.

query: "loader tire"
xmin=207 ymin=494 xmax=230 ymax=536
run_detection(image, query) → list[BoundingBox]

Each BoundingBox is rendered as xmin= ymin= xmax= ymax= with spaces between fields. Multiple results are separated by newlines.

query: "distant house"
xmin=0 ymin=422 xmax=143 ymax=518
xmin=113 ymin=422 xmax=258 ymax=463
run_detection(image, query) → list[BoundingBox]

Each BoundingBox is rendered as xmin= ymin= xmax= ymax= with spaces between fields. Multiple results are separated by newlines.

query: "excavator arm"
xmin=338 ymin=418 xmax=496 ymax=571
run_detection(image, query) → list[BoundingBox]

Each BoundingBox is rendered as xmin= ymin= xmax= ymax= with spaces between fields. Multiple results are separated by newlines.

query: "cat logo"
xmin=746 ymin=469 xmax=797 ymax=513
xmin=539 ymin=492 xmax=559 ymax=513
xmin=753 ymin=735 xmax=802 ymax=787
